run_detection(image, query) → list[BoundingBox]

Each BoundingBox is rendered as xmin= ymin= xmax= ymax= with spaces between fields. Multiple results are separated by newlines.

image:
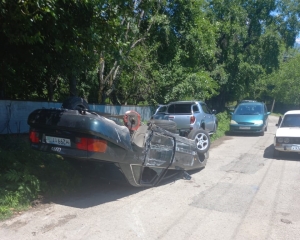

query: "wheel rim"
xmin=194 ymin=132 xmax=209 ymax=150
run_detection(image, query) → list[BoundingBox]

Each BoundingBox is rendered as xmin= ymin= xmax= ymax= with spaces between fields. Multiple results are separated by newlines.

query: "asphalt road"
xmin=1 ymin=115 xmax=299 ymax=240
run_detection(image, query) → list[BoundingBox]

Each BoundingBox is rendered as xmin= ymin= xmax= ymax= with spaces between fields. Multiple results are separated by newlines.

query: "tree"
xmin=0 ymin=0 xmax=97 ymax=100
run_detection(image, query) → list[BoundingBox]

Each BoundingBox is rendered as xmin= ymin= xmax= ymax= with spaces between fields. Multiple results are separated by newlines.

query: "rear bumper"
xmin=230 ymin=125 xmax=264 ymax=133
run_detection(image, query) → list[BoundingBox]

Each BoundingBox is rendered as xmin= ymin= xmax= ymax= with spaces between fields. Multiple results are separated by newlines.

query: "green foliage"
xmin=0 ymin=136 xmax=82 ymax=220
xmin=0 ymin=0 xmax=299 ymax=107
xmin=266 ymin=52 xmax=300 ymax=106
xmin=211 ymin=111 xmax=231 ymax=141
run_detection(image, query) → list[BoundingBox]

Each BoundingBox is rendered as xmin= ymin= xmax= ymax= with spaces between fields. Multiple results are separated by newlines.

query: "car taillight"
xmin=190 ymin=116 xmax=196 ymax=124
xmin=29 ymin=130 xmax=39 ymax=143
xmin=76 ymin=137 xmax=107 ymax=153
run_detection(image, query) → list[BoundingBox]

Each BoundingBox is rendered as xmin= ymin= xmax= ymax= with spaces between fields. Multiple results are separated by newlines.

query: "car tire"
xmin=62 ymin=96 xmax=90 ymax=110
xmin=259 ymin=130 xmax=264 ymax=136
xmin=187 ymin=129 xmax=210 ymax=154
xmin=148 ymin=119 xmax=177 ymax=133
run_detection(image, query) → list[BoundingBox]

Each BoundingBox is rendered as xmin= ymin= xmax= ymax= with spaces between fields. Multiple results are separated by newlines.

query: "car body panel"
xmin=28 ymin=108 xmax=209 ymax=187
xmin=230 ymin=102 xmax=270 ymax=134
xmin=152 ymin=101 xmax=217 ymax=135
xmin=274 ymin=110 xmax=300 ymax=153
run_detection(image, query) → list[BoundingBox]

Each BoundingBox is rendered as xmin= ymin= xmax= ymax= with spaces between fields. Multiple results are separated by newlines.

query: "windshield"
xmin=234 ymin=104 xmax=262 ymax=115
xmin=280 ymin=114 xmax=300 ymax=127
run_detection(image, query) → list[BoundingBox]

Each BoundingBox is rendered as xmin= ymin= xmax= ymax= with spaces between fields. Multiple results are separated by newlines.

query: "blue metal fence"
xmin=0 ymin=100 xmax=154 ymax=134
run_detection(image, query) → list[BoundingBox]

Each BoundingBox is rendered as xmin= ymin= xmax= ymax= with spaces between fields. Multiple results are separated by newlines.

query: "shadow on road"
xmin=42 ymin=161 xmax=201 ymax=209
xmin=264 ymin=144 xmax=300 ymax=161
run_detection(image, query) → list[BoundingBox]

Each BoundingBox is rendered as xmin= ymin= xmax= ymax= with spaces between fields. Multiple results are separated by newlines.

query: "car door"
xmin=200 ymin=103 xmax=214 ymax=132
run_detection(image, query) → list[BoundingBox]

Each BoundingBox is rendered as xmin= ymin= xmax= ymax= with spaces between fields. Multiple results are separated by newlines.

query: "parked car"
xmin=229 ymin=101 xmax=270 ymax=136
xmin=154 ymin=105 xmax=167 ymax=115
xmin=273 ymin=110 xmax=300 ymax=157
xmin=151 ymin=101 xmax=217 ymax=153
xmin=27 ymin=97 xmax=210 ymax=187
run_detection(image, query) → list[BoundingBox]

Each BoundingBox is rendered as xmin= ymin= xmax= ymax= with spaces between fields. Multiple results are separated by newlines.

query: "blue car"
xmin=230 ymin=102 xmax=270 ymax=136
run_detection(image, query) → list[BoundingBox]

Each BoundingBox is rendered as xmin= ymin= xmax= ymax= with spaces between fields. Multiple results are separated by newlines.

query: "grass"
xmin=211 ymin=111 xmax=231 ymax=142
xmin=271 ymin=112 xmax=283 ymax=117
xmin=0 ymin=135 xmax=82 ymax=221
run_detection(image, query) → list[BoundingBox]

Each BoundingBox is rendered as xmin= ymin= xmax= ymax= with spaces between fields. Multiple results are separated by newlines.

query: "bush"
xmin=211 ymin=111 xmax=230 ymax=141
xmin=0 ymin=135 xmax=82 ymax=220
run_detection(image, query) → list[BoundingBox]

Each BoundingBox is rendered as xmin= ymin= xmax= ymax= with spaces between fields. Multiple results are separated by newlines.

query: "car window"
xmin=234 ymin=104 xmax=262 ymax=115
xmin=167 ymin=104 xmax=192 ymax=114
xmin=192 ymin=105 xmax=199 ymax=112
xmin=201 ymin=103 xmax=210 ymax=114
xmin=280 ymin=114 xmax=300 ymax=127
xmin=157 ymin=106 xmax=167 ymax=113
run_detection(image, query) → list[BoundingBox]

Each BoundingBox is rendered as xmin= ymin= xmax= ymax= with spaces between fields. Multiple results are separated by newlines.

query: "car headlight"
xmin=283 ymin=138 xmax=289 ymax=143
xmin=253 ymin=120 xmax=263 ymax=125
xmin=230 ymin=120 xmax=238 ymax=124
xmin=277 ymin=137 xmax=283 ymax=143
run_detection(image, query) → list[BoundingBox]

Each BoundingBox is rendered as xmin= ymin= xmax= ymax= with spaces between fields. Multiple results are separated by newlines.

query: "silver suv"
xmin=152 ymin=101 xmax=218 ymax=136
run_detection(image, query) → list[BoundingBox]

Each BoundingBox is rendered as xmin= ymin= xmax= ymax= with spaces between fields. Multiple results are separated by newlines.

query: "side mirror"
xmin=212 ymin=109 xmax=217 ymax=114
xmin=230 ymin=112 xmax=233 ymax=115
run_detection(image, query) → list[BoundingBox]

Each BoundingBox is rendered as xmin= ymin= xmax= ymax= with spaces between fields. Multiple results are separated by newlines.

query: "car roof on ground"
xmin=284 ymin=110 xmax=300 ymax=115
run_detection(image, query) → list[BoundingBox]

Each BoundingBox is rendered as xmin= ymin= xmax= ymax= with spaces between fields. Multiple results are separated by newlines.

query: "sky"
xmin=296 ymin=37 xmax=300 ymax=44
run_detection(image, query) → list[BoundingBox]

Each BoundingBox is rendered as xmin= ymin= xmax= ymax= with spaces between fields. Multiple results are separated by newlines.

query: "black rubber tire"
xmin=148 ymin=119 xmax=177 ymax=133
xmin=62 ymin=96 xmax=90 ymax=110
xmin=187 ymin=129 xmax=210 ymax=154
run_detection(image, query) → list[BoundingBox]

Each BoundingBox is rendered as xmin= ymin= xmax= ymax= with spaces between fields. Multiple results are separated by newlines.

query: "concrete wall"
xmin=0 ymin=100 xmax=154 ymax=134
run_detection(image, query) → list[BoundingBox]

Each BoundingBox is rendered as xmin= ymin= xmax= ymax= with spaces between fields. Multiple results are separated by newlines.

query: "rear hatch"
xmin=28 ymin=108 xmax=131 ymax=162
xmin=166 ymin=103 xmax=193 ymax=130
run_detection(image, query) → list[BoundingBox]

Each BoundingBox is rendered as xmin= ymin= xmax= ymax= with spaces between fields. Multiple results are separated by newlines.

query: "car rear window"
xmin=167 ymin=104 xmax=192 ymax=114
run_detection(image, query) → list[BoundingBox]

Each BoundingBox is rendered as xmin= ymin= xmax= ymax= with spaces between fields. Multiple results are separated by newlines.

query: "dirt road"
xmin=1 ymin=115 xmax=299 ymax=240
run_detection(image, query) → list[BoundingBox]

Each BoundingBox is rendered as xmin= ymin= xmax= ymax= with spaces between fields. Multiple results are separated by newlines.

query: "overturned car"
xmin=27 ymin=97 xmax=210 ymax=187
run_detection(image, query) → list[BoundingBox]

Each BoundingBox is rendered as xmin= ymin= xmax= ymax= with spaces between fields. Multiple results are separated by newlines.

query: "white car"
xmin=274 ymin=110 xmax=300 ymax=157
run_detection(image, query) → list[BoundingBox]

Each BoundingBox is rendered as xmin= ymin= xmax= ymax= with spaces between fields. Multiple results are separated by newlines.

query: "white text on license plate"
xmin=291 ymin=145 xmax=300 ymax=151
xmin=46 ymin=136 xmax=71 ymax=146
xmin=239 ymin=127 xmax=250 ymax=130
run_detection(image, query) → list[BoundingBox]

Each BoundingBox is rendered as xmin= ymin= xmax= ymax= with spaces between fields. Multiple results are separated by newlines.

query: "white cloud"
xmin=296 ymin=38 xmax=300 ymax=44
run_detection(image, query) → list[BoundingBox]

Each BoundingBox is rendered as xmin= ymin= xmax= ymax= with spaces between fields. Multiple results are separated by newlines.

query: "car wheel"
xmin=259 ymin=130 xmax=264 ymax=136
xmin=187 ymin=129 xmax=210 ymax=154
xmin=62 ymin=96 xmax=90 ymax=110
xmin=148 ymin=119 xmax=177 ymax=133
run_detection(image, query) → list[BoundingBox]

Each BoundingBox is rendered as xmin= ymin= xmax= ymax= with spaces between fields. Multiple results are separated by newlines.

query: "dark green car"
xmin=230 ymin=102 xmax=270 ymax=136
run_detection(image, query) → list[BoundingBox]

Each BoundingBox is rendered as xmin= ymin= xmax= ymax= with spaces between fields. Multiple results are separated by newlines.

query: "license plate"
xmin=239 ymin=127 xmax=250 ymax=130
xmin=291 ymin=145 xmax=300 ymax=151
xmin=46 ymin=136 xmax=71 ymax=147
